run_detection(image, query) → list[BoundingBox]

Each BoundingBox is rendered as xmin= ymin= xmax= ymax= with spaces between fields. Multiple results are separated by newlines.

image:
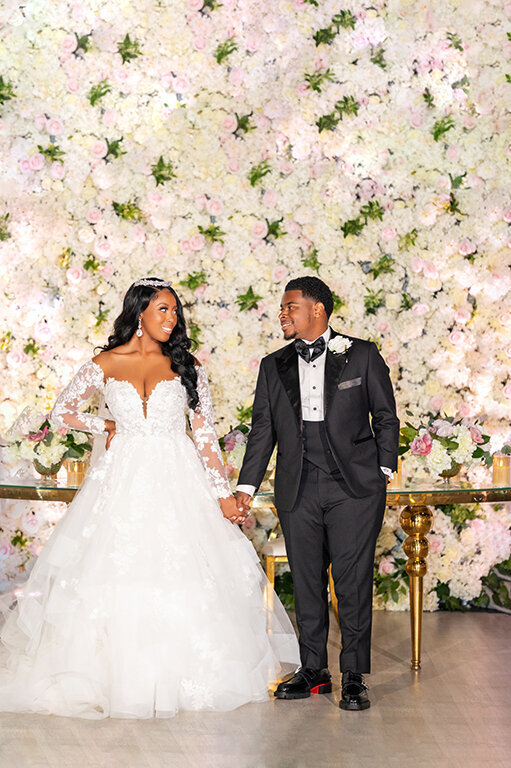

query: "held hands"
xmin=104 ymin=419 xmax=116 ymax=451
xmin=220 ymin=494 xmax=250 ymax=525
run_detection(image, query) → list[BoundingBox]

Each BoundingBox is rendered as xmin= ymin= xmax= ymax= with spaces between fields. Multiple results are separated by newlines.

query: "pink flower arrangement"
xmin=28 ymin=425 xmax=49 ymax=443
xmin=410 ymin=433 xmax=433 ymax=455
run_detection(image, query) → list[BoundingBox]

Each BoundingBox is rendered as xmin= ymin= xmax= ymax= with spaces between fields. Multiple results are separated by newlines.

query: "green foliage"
xmin=236 ymin=403 xmax=253 ymax=423
xmin=112 ymin=200 xmax=144 ymax=221
xmin=370 ymin=46 xmax=386 ymax=69
xmin=364 ymin=288 xmax=384 ymax=315
xmin=422 ymin=87 xmax=434 ymax=108
xmin=301 ymin=247 xmax=321 ymax=273
xmin=369 ymin=254 xmax=395 ymax=279
xmin=23 ymin=338 xmax=40 ymax=356
xmin=398 ymin=228 xmax=418 ymax=250
xmin=506 ymin=74 xmax=511 ymax=84
xmin=248 ymin=159 xmax=271 ymax=187
xmin=198 ymin=223 xmax=225 ymax=243
xmin=400 ymin=293 xmax=414 ymax=310
xmin=95 ymin=302 xmax=110 ymax=327
xmin=275 ymin=571 xmax=295 ymax=610
xmin=11 ymin=528 xmax=30 ymax=549
xmin=313 ymin=10 xmax=356 ymax=46
xmin=432 ymin=115 xmax=455 ymax=141
xmin=179 ymin=271 xmax=207 ymax=291
xmin=341 ymin=217 xmax=364 ymax=237
xmin=452 ymin=75 xmax=470 ymax=94
xmin=265 ymin=218 xmax=287 ymax=240
xmin=37 ymin=144 xmax=65 ymax=162
xmin=374 ymin=557 xmax=408 ymax=603
xmin=304 ymin=68 xmax=335 ymax=93
xmin=0 ymin=75 xmax=16 ymax=106
xmin=316 ymin=110 xmax=341 ymax=132
xmin=75 ymin=32 xmax=92 ymax=54
xmin=187 ymin=319 xmax=202 ymax=349
xmin=117 ymin=34 xmax=142 ymax=63
xmin=236 ymin=286 xmax=262 ymax=311
xmin=433 ymin=582 xmax=466 ymax=611
xmin=336 ymin=95 xmax=359 ymax=118
xmin=438 ymin=504 xmax=480 ymax=531
xmin=64 ymin=433 xmax=92 ymax=459
xmin=331 ymin=292 xmax=345 ymax=312
xmin=448 ymin=172 xmax=466 ymax=189
xmin=151 ymin=156 xmax=176 ymax=186
xmin=447 ymin=32 xmax=463 ymax=51
xmin=215 ymin=38 xmax=237 ymax=64
xmin=88 ymin=79 xmax=111 ymax=106
xmin=84 ymin=254 xmax=101 ymax=271
xmin=0 ymin=213 xmax=10 ymax=241
xmin=105 ymin=137 xmax=126 ymax=160
xmin=360 ymin=200 xmax=384 ymax=222
xmin=202 ymin=0 xmax=223 ymax=9
xmin=445 ymin=192 xmax=463 ymax=216
xmin=234 ymin=112 xmax=255 ymax=134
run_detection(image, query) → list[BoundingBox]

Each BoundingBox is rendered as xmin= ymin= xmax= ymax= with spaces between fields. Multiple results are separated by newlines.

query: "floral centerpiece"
xmin=399 ymin=414 xmax=492 ymax=480
xmin=5 ymin=407 xmax=92 ymax=476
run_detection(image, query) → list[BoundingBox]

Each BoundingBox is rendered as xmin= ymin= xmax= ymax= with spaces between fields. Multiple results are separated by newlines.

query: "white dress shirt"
xmin=236 ymin=328 xmax=392 ymax=497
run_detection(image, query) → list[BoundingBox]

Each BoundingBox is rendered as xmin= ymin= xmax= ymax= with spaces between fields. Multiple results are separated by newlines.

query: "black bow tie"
xmin=294 ymin=336 xmax=326 ymax=363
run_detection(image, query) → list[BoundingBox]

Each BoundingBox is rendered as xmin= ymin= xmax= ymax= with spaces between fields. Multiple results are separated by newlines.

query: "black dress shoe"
xmin=339 ymin=671 xmax=370 ymax=711
xmin=274 ymin=667 xmax=332 ymax=700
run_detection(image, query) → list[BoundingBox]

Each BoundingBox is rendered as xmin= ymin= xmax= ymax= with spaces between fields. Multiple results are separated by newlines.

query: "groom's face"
xmin=279 ymin=290 xmax=321 ymax=340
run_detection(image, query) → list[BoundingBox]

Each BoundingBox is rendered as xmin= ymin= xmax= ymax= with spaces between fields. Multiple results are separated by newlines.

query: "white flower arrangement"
xmin=328 ymin=336 xmax=353 ymax=355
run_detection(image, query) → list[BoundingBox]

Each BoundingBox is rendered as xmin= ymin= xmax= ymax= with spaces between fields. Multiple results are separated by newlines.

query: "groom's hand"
xmin=235 ymin=491 xmax=252 ymax=515
xmin=220 ymin=495 xmax=249 ymax=525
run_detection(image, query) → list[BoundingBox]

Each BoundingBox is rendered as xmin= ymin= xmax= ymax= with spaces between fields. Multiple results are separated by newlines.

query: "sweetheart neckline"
xmin=104 ymin=377 xmax=182 ymax=418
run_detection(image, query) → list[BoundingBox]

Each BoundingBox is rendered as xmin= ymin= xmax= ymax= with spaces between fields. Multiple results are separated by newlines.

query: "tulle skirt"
xmin=0 ymin=431 xmax=299 ymax=718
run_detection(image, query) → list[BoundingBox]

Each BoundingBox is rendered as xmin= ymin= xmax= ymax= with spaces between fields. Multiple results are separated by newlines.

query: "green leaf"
xmin=360 ymin=200 xmax=384 ymax=222
xmin=236 ymin=403 xmax=253 ymax=423
xmin=234 ymin=112 xmax=255 ymax=134
xmin=24 ymin=338 xmax=40 ymax=356
xmin=265 ymin=218 xmax=287 ymax=240
xmin=117 ymin=34 xmax=142 ymax=64
xmin=88 ymin=79 xmax=111 ymax=106
xmin=364 ymin=288 xmax=384 ymax=315
xmin=370 ymin=46 xmax=386 ymax=69
xmin=0 ymin=212 xmax=10 ymax=242
xmin=341 ymin=217 xmax=364 ymax=237
xmin=84 ymin=254 xmax=101 ymax=272
xmin=37 ymin=144 xmax=65 ymax=162
xmin=151 ymin=156 xmax=176 ymax=186
xmin=198 ymin=223 xmax=225 ymax=243
xmin=215 ymin=38 xmax=237 ymax=64
xmin=422 ymin=87 xmax=434 ymax=108
xmin=335 ymin=95 xmax=359 ymax=118
xmin=432 ymin=115 xmax=455 ymax=142
xmin=398 ymin=228 xmax=418 ymax=250
xmin=75 ymin=32 xmax=92 ymax=54
xmin=248 ymin=159 xmax=271 ymax=187
xmin=95 ymin=302 xmax=110 ymax=327
xmin=447 ymin=32 xmax=463 ymax=51
xmin=112 ymin=200 xmax=144 ymax=221
xmin=0 ymin=75 xmax=16 ymax=106
xmin=369 ymin=254 xmax=395 ymax=279
xmin=316 ymin=110 xmax=341 ymax=132
xmin=105 ymin=137 xmax=126 ymax=160
xmin=332 ymin=292 xmax=345 ymax=312
xmin=400 ymin=293 xmax=414 ymax=311
xmin=448 ymin=172 xmax=466 ymax=189
xmin=301 ymin=247 xmax=321 ymax=273
xmin=179 ymin=271 xmax=207 ymax=291
xmin=236 ymin=286 xmax=262 ymax=311
xmin=304 ymin=68 xmax=335 ymax=93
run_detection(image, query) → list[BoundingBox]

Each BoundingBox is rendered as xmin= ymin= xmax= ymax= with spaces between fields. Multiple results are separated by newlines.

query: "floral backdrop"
xmin=1 ymin=0 xmax=511 ymax=607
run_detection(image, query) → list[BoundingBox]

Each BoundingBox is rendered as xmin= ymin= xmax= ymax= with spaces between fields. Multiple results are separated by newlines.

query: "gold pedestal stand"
xmin=400 ymin=505 xmax=433 ymax=670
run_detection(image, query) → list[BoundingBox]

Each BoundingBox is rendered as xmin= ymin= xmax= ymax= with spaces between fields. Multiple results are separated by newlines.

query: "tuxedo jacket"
xmin=238 ymin=328 xmax=400 ymax=511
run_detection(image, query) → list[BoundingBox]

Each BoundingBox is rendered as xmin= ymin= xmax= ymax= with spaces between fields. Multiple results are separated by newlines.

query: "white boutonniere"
xmin=328 ymin=336 xmax=352 ymax=355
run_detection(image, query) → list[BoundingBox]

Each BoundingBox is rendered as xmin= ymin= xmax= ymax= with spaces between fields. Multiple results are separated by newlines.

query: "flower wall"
xmin=1 ymin=0 xmax=511 ymax=600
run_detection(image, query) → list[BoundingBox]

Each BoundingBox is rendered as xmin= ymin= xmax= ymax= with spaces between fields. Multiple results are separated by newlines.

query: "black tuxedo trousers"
xmin=279 ymin=460 xmax=386 ymax=673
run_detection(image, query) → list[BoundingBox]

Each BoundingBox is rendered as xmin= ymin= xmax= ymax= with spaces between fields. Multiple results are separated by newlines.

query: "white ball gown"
xmin=0 ymin=361 xmax=299 ymax=718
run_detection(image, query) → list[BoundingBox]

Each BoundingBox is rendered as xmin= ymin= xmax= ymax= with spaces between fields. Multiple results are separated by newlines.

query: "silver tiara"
xmin=133 ymin=279 xmax=172 ymax=289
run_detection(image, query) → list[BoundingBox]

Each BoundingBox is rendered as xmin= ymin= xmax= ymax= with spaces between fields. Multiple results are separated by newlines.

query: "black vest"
xmin=302 ymin=420 xmax=339 ymax=474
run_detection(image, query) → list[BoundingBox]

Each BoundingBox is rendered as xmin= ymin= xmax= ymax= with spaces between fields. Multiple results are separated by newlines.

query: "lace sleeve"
xmin=50 ymin=360 xmax=107 ymax=435
xmin=188 ymin=365 xmax=232 ymax=500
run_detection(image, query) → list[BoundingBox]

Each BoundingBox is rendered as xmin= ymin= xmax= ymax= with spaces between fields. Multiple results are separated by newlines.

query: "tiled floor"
xmin=0 ymin=610 xmax=509 ymax=768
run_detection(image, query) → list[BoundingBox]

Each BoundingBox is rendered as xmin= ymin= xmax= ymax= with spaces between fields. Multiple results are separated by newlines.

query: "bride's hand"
xmin=219 ymin=495 xmax=248 ymax=525
xmin=104 ymin=419 xmax=116 ymax=450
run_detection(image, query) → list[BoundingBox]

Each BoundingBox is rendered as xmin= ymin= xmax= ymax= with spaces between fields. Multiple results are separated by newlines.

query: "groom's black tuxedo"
xmin=238 ymin=327 xmax=399 ymax=675
xmin=238 ymin=328 xmax=399 ymax=510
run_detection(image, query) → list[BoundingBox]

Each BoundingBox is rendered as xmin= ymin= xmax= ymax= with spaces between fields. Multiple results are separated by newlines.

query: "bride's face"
xmin=140 ymin=289 xmax=178 ymax=342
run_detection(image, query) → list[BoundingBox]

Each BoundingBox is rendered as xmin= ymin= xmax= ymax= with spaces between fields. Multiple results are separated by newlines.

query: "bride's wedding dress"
xmin=0 ymin=361 xmax=298 ymax=718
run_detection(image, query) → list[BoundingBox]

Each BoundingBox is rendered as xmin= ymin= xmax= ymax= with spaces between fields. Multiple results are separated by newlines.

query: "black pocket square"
xmin=337 ymin=377 xmax=361 ymax=390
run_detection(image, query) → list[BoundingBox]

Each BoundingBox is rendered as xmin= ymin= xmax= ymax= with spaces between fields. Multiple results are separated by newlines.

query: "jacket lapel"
xmin=275 ymin=343 xmax=302 ymax=426
xmin=324 ymin=328 xmax=349 ymax=415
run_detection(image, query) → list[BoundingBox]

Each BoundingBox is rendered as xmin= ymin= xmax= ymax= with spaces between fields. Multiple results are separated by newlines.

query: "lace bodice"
xmin=50 ymin=360 xmax=232 ymax=499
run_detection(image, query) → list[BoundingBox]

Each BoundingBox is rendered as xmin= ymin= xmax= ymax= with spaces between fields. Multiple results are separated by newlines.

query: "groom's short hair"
xmin=285 ymin=276 xmax=334 ymax=318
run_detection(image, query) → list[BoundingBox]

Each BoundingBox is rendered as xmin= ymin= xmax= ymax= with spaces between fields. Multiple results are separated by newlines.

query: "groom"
xmin=235 ymin=276 xmax=399 ymax=711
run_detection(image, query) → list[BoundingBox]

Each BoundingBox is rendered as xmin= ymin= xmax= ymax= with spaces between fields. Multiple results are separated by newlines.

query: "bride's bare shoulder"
xmin=92 ymin=346 xmax=131 ymax=375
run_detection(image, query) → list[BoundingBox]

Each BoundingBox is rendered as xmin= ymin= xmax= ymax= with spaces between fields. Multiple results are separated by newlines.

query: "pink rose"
xmin=229 ymin=68 xmax=244 ymax=86
xmin=376 ymin=319 xmax=390 ymax=334
xmin=222 ymin=115 xmax=237 ymax=133
xmin=378 ymin=556 xmax=395 ymax=575
xmin=217 ymin=308 xmax=230 ymax=320
xmin=6 ymin=350 xmax=26 ymax=368
xmin=469 ymin=426 xmax=484 ymax=444
xmin=429 ymin=395 xmax=444 ymax=412
xmin=503 ymin=207 xmax=511 ymax=224
xmin=28 ymin=425 xmax=49 ymax=443
xmin=263 ymin=189 xmax=278 ymax=207
xmin=47 ymin=118 xmax=63 ymax=135
xmin=252 ymin=220 xmax=268 ymax=239
xmin=431 ymin=419 xmax=454 ymax=437
xmin=457 ymin=402 xmax=472 ymax=418
xmin=66 ymin=266 xmax=85 ymax=285
xmin=173 ymin=76 xmax=190 ymax=94
xmin=273 ymin=265 xmax=289 ymax=282
xmin=30 ymin=154 xmax=45 ymax=171
xmin=211 ymin=243 xmax=225 ymax=260
xmin=206 ymin=198 xmax=223 ymax=216
xmin=411 ymin=257 xmax=424 ymax=274
xmin=423 ymin=261 xmax=439 ymax=279
xmin=505 ymin=345 xmax=511 ymax=359
xmin=245 ymin=34 xmax=261 ymax=52
xmin=502 ymin=382 xmax=511 ymax=399
xmin=193 ymin=36 xmax=207 ymax=51
xmin=35 ymin=114 xmax=47 ymax=130
xmin=132 ymin=225 xmax=146 ymax=243
xmin=102 ymin=109 xmax=118 ymax=127
xmin=152 ymin=244 xmax=165 ymax=260
xmin=91 ymin=141 xmax=108 ymax=158
xmin=19 ymin=158 xmax=31 ymax=173
xmin=58 ymin=426 xmax=68 ymax=436
xmin=196 ymin=349 xmax=211 ymax=365
xmin=410 ymin=433 xmax=433 ymax=456
xmin=191 ymin=234 xmax=205 ymax=251
xmin=458 ymin=239 xmax=476 ymax=256
xmin=94 ymin=239 xmax=111 ymax=258
xmin=188 ymin=0 xmax=204 ymax=9
xmin=61 ymin=34 xmax=78 ymax=53
xmin=194 ymin=195 xmax=207 ymax=211
xmin=195 ymin=284 xmax=206 ymax=298
xmin=446 ymin=144 xmax=460 ymax=162
xmin=449 ymin=330 xmax=464 ymax=346
xmin=454 ymin=308 xmax=471 ymax=324
xmin=50 ymin=162 xmax=65 ymax=179
xmin=297 ymin=81 xmax=309 ymax=95
xmin=34 ymin=321 xmax=52 ymax=343
xmin=87 ymin=208 xmax=102 ymax=224
xmin=410 ymin=112 xmax=424 ymax=128
xmin=503 ymin=42 xmax=511 ymax=59
xmin=67 ymin=77 xmax=80 ymax=92
xmin=497 ymin=310 xmax=511 ymax=325
xmin=180 ymin=240 xmax=192 ymax=253
xmin=387 ymin=352 xmax=400 ymax=365
xmin=248 ymin=357 xmax=260 ymax=373
xmin=380 ymin=226 xmax=396 ymax=242
xmin=227 ymin=157 xmax=240 ymax=173
xmin=412 ymin=303 xmax=429 ymax=316
xmin=429 ymin=536 xmax=443 ymax=554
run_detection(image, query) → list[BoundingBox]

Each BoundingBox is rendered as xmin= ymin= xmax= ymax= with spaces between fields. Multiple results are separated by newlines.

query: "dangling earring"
xmin=136 ymin=317 xmax=143 ymax=337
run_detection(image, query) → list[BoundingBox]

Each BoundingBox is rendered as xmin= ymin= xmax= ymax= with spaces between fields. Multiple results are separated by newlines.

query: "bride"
xmin=0 ymin=278 xmax=299 ymax=719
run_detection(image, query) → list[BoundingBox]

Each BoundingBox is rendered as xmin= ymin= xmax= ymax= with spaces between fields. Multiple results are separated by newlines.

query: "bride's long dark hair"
xmin=98 ymin=278 xmax=199 ymax=410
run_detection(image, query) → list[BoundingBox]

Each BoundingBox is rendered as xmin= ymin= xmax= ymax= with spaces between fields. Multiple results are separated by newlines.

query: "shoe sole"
xmin=274 ymin=682 xmax=332 ymax=700
xmin=339 ymin=699 xmax=371 ymax=711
